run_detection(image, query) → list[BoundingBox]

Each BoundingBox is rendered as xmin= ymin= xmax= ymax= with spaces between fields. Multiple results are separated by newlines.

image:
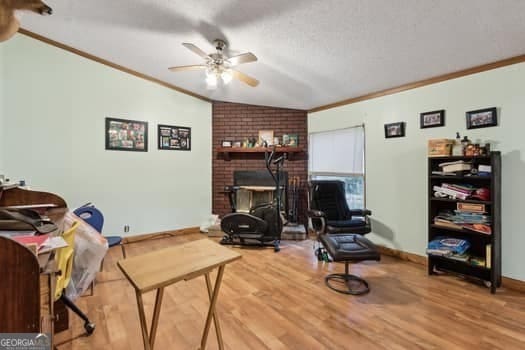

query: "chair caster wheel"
xmin=84 ymin=322 xmax=95 ymax=335
xmin=483 ymin=280 xmax=492 ymax=288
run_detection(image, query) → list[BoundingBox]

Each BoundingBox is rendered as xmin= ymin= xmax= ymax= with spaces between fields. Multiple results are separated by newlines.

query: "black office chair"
xmin=307 ymin=180 xmax=371 ymax=236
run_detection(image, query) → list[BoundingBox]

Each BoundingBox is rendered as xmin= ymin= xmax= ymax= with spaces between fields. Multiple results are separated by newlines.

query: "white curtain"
xmin=309 ymin=126 xmax=365 ymax=175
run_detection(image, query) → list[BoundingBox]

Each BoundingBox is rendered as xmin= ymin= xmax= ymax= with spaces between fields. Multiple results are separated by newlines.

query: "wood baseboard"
xmin=376 ymin=245 xmax=428 ymax=266
xmin=501 ymin=276 xmax=525 ymax=294
xmin=376 ymin=245 xmax=525 ymax=293
xmin=122 ymin=226 xmax=200 ymax=244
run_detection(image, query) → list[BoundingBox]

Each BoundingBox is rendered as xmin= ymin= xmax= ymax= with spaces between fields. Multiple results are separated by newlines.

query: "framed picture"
xmin=287 ymin=133 xmax=298 ymax=147
xmin=420 ymin=110 xmax=445 ymax=129
xmin=384 ymin=122 xmax=405 ymax=138
xmin=466 ymin=107 xmax=498 ymax=129
xmin=258 ymin=130 xmax=274 ymax=146
xmin=232 ymin=141 xmax=242 ymax=148
xmin=158 ymin=124 xmax=191 ymax=151
xmin=105 ymin=117 xmax=148 ymax=152
xmin=221 ymin=140 xmax=232 ymax=147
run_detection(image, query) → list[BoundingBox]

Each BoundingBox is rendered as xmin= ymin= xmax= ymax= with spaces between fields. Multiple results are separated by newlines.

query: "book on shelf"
xmin=426 ymin=248 xmax=452 ymax=257
xmin=441 ymin=183 xmax=476 ymax=195
xmin=462 ymin=223 xmax=492 ymax=235
xmin=438 ymin=160 xmax=467 ymax=167
xmin=433 ymin=217 xmax=463 ymax=230
xmin=433 ymin=186 xmax=469 ymax=200
xmin=457 ymin=202 xmax=486 ymax=213
xmin=448 ymin=253 xmax=470 ymax=262
xmin=438 ymin=160 xmax=472 ymax=173
xmin=453 ymin=211 xmax=490 ymax=223
xmin=486 ymin=244 xmax=492 ymax=268
xmin=431 ymin=171 xmax=457 ymax=176
xmin=442 ymin=164 xmax=472 ymax=173
xmin=470 ymin=256 xmax=486 ymax=267
xmin=478 ymin=164 xmax=492 ymax=173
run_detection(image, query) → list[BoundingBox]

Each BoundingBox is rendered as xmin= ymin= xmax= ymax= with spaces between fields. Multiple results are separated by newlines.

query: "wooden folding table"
xmin=117 ymin=239 xmax=241 ymax=350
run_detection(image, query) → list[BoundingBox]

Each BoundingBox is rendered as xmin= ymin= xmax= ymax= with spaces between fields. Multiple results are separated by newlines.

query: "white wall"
xmin=2 ymin=34 xmax=212 ymax=236
xmin=309 ymin=62 xmax=525 ymax=281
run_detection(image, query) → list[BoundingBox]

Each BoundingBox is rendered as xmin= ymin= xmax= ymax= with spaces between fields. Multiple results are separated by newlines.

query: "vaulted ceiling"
xmin=20 ymin=0 xmax=525 ymax=110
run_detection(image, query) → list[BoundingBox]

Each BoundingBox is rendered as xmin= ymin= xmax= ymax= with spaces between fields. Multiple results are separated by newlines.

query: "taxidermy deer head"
xmin=0 ymin=0 xmax=52 ymax=43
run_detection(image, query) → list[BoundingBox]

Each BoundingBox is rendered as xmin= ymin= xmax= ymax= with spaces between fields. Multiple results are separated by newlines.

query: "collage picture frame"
xmin=105 ymin=117 xmax=148 ymax=152
xmin=158 ymin=124 xmax=191 ymax=151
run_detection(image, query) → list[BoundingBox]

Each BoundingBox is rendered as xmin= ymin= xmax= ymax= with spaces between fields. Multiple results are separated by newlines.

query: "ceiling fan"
xmin=169 ymin=39 xmax=259 ymax=88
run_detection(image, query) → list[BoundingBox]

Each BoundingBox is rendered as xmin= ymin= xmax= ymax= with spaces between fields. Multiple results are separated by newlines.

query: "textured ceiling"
xmin=19 ymin=0 xmax=525 ymax=110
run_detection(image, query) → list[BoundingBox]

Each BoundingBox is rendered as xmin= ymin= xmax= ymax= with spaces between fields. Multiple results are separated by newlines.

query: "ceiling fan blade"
xmin=182 ymin=43 xmax=210 ymax=60
xmin=168 ymin=65 xmax=207 ymax=72
xmin=227 ymin=52 xmax=257 ymax=66
xmin=231 ymin=69 xmax=259 ymax=87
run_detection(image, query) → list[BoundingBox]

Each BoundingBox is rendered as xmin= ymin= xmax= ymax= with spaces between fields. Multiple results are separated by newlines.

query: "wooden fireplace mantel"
xmin=215 ymin=147 xmax=305 ymax=161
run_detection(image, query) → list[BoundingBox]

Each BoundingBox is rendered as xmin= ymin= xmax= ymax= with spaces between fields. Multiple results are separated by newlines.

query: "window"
xmin=308 ymin=125 xmax=365 ymax=209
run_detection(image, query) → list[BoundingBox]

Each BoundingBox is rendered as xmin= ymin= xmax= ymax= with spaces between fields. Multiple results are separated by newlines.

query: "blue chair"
xmin=73 ymin=205 xmax=126 ymax=265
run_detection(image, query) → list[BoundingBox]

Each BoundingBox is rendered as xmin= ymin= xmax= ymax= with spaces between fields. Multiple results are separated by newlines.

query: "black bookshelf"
xmin=427 ymin=151 xmax=501 ymax=293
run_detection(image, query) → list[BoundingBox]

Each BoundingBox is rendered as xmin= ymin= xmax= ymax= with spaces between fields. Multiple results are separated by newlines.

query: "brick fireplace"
xmin=212 ymin=101 xmax=308 ymax=224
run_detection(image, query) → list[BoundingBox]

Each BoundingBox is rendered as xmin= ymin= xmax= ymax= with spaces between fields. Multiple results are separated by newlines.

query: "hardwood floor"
xmin=55 ymin=234 xmax=525 ymax=350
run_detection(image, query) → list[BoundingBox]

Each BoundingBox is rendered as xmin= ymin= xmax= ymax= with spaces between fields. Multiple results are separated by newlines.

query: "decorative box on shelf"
xmin=428 ymin=139 xmax=454 ymax=157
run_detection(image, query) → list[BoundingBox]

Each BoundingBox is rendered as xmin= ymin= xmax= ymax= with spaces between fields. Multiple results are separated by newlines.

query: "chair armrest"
xmin=307 ymin=209 xmax=326 ymax=218
xmin=348 ymin=209 xmax=372 ymax=217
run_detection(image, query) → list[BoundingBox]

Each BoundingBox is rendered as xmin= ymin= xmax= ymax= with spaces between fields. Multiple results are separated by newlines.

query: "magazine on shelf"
xmin=427 ymin=237 xmax=471 ymax=255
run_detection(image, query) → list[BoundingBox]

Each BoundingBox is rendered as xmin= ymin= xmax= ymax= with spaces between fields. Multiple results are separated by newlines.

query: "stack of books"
xmin=433 ymin=210 xmax=491 ymax=234
xmin=433 ymin=183 xmax=476 ymax=200
xmin=426 ymin=236 xmax=471 ymax=257
xmin=438 ymin=160 xmax=472 ymax=174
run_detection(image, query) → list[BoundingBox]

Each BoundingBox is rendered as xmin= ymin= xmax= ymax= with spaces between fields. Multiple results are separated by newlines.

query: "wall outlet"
xmin=124 ymin=225 xmax=130 ymax=233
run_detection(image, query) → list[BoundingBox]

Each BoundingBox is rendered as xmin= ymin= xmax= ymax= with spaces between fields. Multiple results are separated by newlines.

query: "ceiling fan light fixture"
xmin=221 ymin=69 xmax=233 ymax=84
xmin=205 ymin=72 xmax=218 ymax=87
xmin=171 ymin=40 xmax=259 ymax=87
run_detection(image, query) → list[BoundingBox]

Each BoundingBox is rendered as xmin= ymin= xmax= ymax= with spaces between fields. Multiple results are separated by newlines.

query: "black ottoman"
xmin=319 ymin=234 xmax=380 ymax=295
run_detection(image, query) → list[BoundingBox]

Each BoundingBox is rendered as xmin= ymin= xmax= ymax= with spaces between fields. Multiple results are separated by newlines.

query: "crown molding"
xmin=309 ymin=54 xmax=525 ymax=113
xmin=18 ymin=28 xmax=212 ymax=103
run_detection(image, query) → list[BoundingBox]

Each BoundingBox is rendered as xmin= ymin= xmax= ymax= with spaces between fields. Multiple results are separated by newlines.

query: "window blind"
xmin=308 ymin=126 xmax=364 ymax=175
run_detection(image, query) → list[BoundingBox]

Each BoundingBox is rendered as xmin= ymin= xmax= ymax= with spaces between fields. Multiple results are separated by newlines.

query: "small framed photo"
xmin=158 ymin=124 xmax=191 ymax=151
xmin=420 ymin=110 xmax=445 ymax=129
xmin=384 ymin=122 xmax=405 ymax=138
xmin=287 ymin=134 xmax=298 ymax=147
xmin=221 ymin=140 xmax=232 ymax=147
xmin=105 ymin=117 xmax=148 ymax=152
xmin=466 ymin=107 xmax=498 ymax=129
xmin=258 ymin=130 xmax=274 ymax=146
xmin=232 ymin=141 xmax=242 ymax=148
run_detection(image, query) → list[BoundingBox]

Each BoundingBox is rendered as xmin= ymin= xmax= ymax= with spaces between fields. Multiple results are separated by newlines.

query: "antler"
xmin=0 ymin=0 xmax=52 ymax=43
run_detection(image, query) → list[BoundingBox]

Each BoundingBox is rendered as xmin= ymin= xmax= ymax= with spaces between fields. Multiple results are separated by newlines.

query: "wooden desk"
xmin=0 ymin=236 xmax=57 ymax=348
xmin=117 ymin=239 xmax=241 ymax=350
